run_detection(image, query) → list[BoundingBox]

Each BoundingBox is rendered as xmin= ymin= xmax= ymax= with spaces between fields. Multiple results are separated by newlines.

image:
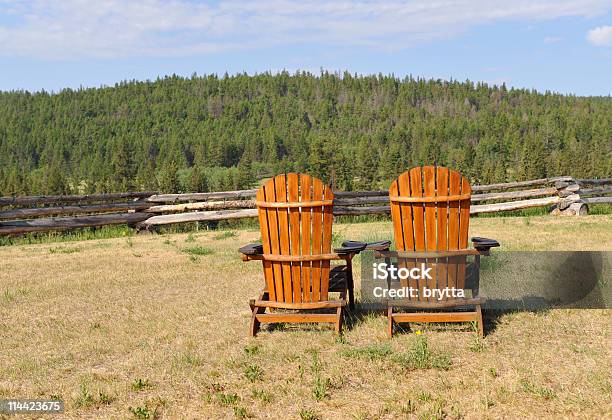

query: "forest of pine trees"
xmin=0 ymin=71 xmax=610 ymax=196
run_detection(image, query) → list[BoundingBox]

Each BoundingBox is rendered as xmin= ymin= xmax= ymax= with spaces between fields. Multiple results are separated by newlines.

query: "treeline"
xmin=0 ymin=72 xmax=610 ymax=195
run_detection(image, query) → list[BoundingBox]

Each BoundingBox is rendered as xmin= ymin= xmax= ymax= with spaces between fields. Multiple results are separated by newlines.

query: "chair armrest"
xmin=238 ymin=243 xmax=263 ymax=256
xmin=242 ymin=252 xmax=352 ymax=262
xmin=375 ymin=249 xmax=481 ymax=259
xmin=471 ymin=237 xmax=500 ymax=253
xmin=334 ymin=241 xmax=366 ymax=255
xmin=339 ymin=240 xmax=391 ymax=253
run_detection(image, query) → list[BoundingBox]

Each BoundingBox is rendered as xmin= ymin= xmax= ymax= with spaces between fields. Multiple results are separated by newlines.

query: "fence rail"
xmin=1 ymin=176 xmax=610 ymax=236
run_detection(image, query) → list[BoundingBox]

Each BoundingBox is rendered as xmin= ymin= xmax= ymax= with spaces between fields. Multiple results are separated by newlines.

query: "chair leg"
xmin=249 ymin=308 xmax=261 ymax=337
xmin=249 ymin=291 xmax=268 ymax=337
xmin=387 ymin=306 xmax=394 ymax=338
xmin=334 ymin=306 xmax=343 ymax=334
xmin=476 ymin=304 xmax=484 ymax=338
xmin=346 ymin=262 xmax=355 ymax=310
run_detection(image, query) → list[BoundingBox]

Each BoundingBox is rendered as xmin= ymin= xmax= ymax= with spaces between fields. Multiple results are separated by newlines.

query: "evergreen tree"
xmin=158 ymin=161 xmax=180 ymax=193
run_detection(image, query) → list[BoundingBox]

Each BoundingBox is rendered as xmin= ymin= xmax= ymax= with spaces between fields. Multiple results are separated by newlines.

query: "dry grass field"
xmin=1 ymin=215 xmax=611 ymax=419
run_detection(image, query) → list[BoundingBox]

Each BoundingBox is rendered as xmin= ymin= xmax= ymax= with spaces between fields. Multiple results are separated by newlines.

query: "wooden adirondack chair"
xmin=381 ymin=166 xmax=499 ymax=337
xmin=240 ymin=173 xmax=364 ymax=336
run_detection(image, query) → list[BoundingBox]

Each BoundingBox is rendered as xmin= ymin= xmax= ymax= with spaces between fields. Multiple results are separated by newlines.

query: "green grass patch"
xmin=213 ymin=231 xmax=237 ymax=240
xmin=340 ymin=343 xmax=393 ymax=361
xmin=251 ymin=388 xmax=272 ymax=404
xmin=131 ymin=378 xmax=153 ymax=391
xmin=182 ymin=246 xmax=214 ymax=256
xmin=519 ymin=379 xmax=556 ymax=399
xmin=216 ymin=392 xmax=239 ymax=406
xmin=244 ymin=364 xmax=262 ymax=382
xmin=48 ymin=246 xmax=82 ymax=254
xmin=299 ymin=409 xmax=321 ymax=420
xmin=0 ymin=225 xmax=134 ymax=247
xmin=392 ymin=335 xmax=452 ymax=371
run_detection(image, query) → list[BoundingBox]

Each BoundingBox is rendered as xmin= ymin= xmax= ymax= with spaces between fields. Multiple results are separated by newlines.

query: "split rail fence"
xmin=1 ymin=176 xmax=610 ymax=236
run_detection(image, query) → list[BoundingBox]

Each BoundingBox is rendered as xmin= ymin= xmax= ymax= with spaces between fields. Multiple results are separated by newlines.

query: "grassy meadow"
xmin=1 ymin=215 xmax=611 ymax=419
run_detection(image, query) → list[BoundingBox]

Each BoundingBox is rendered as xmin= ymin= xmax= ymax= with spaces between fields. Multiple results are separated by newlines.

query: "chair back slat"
xmin=435 ymin=167 xmax=450 ymax=292
xmin=256 ymin=174 xmax=334 ymax=304
xmin=300 ymin=175 xmax=313 ymax=302
xmin=256 ymin=186 xmax=275 ymax=301
xmin=389 ymin=166 xmax=472 ymax=302
xmin=288 ymin=174 xmax=302 ymax=303
xmin=321 ymin=185 xmax=334 ymax=300
xmin=310 ymin=180 xmax=324 ymax=301
xmin=274 ymin=175 xmax=293 ymax=302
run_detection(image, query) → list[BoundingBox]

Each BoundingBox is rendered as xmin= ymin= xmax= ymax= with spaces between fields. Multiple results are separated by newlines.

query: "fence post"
xmin=551 ymin=178 xmax=587 ymax=216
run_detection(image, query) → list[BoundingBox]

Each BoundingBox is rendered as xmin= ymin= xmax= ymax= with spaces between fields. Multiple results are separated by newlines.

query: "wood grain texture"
xmin=248 ymin=173 xmax=343 ymax=335
xmin=387 ymin=166 xmax=478 ymax=316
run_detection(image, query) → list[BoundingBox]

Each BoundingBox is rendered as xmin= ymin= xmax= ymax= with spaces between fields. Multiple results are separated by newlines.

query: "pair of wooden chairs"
xmin=239 ymin=167 xmax=499 ymax=337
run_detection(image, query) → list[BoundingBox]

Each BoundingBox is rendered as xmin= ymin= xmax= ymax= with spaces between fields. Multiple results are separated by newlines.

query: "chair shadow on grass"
xmin=485 ymin=251 xmax=607 ymax=333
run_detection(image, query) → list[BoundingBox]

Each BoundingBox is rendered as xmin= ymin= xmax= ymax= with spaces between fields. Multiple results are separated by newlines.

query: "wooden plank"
xmin=470 ymin=187 xmax=557 ymax=202
xmin=311 ymin=179 xmax=324 ymax=302
xmin=579 ymin=186 xmax=612 ymax=197
xmin=390 ymin=176 xmax=408 ymax=291
xmin=436 ymin=167 xmax=449 ymax=293
xmin=0 ymin=192 xmax=153 ymax=207
xmin=376 ymin=249 xmax=481 ymax=258
xmin=409 ymin=167 xmax=425 ymax=251
xmin=397 ymin=172 xmax=412 ymax=250
xmin=265 ymin=179 xmax=285 ymax=302
xmin=334 ymin=190 xmax=388 ymax=198
xmin=139 ymin=208 xmax=258 ymax=226
xmin=582 ymin=196 xmax=612 ymax=204
xmin=459 ymin=177 xmax=471 ymax=249
xmin=275 ymin=174 xmax=293 ymax=303
xmin=255 ymin=313 xmax=338 ymax=323
xmin=447 ymin=170 xmax=461 ymax=292
xmin=300 ymin=175 xmax=313 ymax=302
xmin=470 ymin=176 xmax=572 ymax=192
xmin=320 ymin=183 xmax=334 ymax=300
xmin=389 ymin=178 xmax=404 ymax=252
xmin=470 ymin=196 xmax=560 ymax=214
xmin=576 ymin=178 xmax=612 ymax=186
xmin=392 ymin=312 xmax=478 ymax=323
xmin=0 ymin=212 xmax=151 ymax=235
xmin=334 ymin=196 xmax=389 ymax=206
xmin=0 ymin=202 xmax=152 ymax=220
xmin=422 ymin=166 xmax=437 ymax=302
xmin=257 ymin=185 xmax=275 ymax=301
xmin=147 ymin=200 xmax=255 ymax=213
xmin=457 ymin=176 xmax=471 ymax=290
xmin=409 ymin=168 xmax=426 ymax=300
xmin=388 ymin=297 xmax=484 ymax=308
xmin=146 ymin=189 xmax=257 ymax=203
xmin=333 ymin=205 xmax=390 ymax=215
xmin=397 ymin=172 xmax=417 ymax=297
xmin=254 ymin=300 xmax=343 ymax=310
xmin=423 ymin=166 xmax=437 ymax=251
xmin=288 ymin=174 xmax=302 ymax=303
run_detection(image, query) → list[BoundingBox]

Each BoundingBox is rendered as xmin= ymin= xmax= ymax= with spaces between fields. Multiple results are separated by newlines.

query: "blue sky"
xmin=1 ymin=0 xmax=611 ymax=96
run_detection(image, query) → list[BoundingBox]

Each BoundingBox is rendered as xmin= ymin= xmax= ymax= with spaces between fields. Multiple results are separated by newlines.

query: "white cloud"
xmin=587 ymin=25 xmax=612 ymax=46
xmin=0 ymin=0 xmax=610 ymax=59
